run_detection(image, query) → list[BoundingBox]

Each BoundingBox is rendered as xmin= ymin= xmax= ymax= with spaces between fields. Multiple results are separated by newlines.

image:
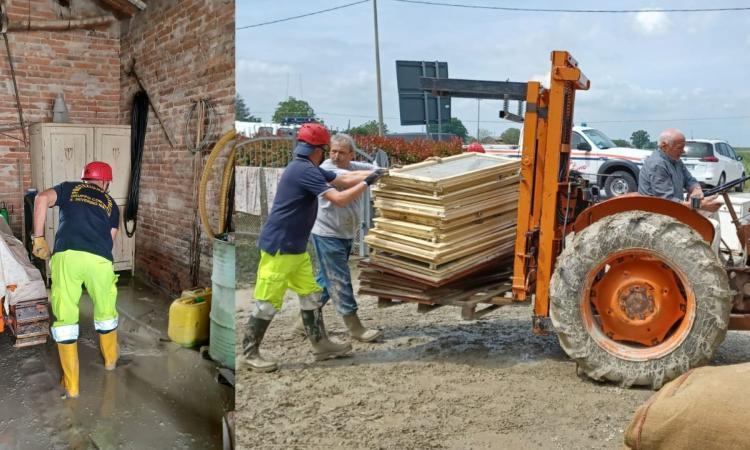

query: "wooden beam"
xmin=8 ymin=15 xmax=115 ymax=31
xmin=95 ymin=0 xmax=146 ymax=18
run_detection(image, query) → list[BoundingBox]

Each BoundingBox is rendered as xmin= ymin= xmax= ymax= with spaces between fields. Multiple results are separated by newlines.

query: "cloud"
xmin=530 ymin=71 xmax=551 ymax=85
xmin=633 ymin=9 xmax=671 ymax=35
xmin=236 ymin=59 xmax=292 ymax=76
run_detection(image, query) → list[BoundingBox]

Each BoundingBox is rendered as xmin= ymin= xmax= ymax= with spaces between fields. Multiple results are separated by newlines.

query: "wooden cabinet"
xmin=29 ymin=123 xmax=134 ymax=272
xmin=95 ymin=127 xmax=130 ymax=200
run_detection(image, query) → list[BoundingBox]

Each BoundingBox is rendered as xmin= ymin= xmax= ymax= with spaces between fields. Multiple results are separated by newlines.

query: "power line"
xmin=242 ymin=110 xmax=750 ymax=124
xmin=237 ymin=0 xmax=370 ymax=30
xmin=586 ymin=115 xmax=750 ymax=124
xmin=393 ymin=0 xmax=750 ymax=13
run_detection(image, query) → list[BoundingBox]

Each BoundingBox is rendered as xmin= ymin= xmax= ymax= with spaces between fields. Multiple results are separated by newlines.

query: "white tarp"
xmin=235 ymin=167 xmax=284 ymax=216
xmin=0 ymin=220 xmax=47 ymax=314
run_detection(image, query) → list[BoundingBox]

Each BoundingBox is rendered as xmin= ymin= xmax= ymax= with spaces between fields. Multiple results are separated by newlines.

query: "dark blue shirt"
xmin=53 ymin=182 xmax=120 ymax=261
xmin=638 ymin=149 xmax=698 ymax=202
xmin=258 ymin=156 xmax=336 ymax=254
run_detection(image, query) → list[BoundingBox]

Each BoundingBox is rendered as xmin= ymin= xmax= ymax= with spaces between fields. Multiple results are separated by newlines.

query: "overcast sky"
xmin=236 ymin=1 xmax=750 ymax=145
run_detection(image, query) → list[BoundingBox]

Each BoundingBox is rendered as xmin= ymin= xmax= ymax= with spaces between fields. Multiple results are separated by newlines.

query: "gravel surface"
xmin=235 ymin=266 xmax=750 ymax=450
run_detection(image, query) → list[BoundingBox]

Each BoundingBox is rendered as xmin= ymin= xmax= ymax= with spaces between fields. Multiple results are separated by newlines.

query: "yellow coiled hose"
xmin=199 ymin=129 xmax=236 ymax=239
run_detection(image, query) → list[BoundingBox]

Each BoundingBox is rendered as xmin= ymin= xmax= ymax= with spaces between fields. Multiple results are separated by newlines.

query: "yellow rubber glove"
xmin=32 ymin=236 xmax=50 ymax=260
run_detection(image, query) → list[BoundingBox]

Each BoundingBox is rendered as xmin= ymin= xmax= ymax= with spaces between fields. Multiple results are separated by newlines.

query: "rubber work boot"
xmin=292 ymin=315 xmax=306 ymax=337
xmin=240 ymin=316 xmax=278 ymax=372
xmin=99 ymin=330 xmax=118 ymax=370
xmin=301 ymin=308 xmax=352 ymax=361
xmin=57 ymin=342 xmax=79 ymax=399
xmin=342 ymin=313 xmax=382 ymax=343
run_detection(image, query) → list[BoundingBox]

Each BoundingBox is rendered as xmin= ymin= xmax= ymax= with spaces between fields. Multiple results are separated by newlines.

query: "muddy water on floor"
xmin=0 ymin=294 xmax=232 ymax=450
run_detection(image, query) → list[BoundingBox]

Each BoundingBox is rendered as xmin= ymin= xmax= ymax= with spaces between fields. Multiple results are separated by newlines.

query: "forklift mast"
xmin=419 ymin=50 xmax=590 ymax=331
xmin=510 ymin=51 xmax=590 ymax=328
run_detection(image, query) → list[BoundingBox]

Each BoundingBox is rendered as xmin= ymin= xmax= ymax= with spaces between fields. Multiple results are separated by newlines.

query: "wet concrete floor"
xmin=0 ymin=277 xmax=233 ymax=450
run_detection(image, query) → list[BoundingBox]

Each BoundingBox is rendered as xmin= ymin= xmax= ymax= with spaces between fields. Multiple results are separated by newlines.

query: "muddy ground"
xmin=235 ymin=263 xmax=750 ymax=450
xmin=0 ymin=277 xmax=233 ymax=450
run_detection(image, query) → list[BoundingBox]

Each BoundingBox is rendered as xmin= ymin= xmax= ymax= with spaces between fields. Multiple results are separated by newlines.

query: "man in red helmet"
xmin=240 ymin=123 xmax=387 ymax=372
xmin=32 ymin=161 xmax=120 ymax=398
xmin=466 ymin=142 xmax=485 ymax=153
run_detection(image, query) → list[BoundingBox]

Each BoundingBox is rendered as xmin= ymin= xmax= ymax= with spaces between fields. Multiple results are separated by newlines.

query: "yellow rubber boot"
xmin=57 ymin=342 xmax=79 ymax=398
xmin=99 ymin=330 xmax=118 ymax=370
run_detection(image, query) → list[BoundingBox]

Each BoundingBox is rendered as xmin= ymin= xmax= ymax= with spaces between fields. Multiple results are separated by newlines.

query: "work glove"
xmin=32 ymin=236 xmax=50 ymax=260
xmin=364 ymin=168 xmax=388 ymax=186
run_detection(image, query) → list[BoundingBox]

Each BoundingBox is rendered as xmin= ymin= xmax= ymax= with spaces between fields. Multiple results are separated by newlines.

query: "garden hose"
xmin=199 ymin=129 xmax=236 ymax=239
xmin=217 ymin=145 xmax=236 ymax=233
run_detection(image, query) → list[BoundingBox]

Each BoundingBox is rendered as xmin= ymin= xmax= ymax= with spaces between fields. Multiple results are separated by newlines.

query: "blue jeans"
xmin=311 ymin=234 xmax=357 ymax=316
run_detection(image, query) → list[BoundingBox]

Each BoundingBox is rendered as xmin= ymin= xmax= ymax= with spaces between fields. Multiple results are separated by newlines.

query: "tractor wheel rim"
xmin=581 ymin=249 xmax=696 ymax=361
xmin=611 ymin=178 xmax=630 ymax=195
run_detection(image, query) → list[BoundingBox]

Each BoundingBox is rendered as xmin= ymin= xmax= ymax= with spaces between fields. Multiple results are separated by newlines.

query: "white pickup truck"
xmin=484 ymin=126 xmax=653 ymax=197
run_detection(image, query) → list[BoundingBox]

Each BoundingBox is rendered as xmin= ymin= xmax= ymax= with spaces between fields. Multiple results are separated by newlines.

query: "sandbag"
xmin=623 ymin=363 xmax=750 ymax=450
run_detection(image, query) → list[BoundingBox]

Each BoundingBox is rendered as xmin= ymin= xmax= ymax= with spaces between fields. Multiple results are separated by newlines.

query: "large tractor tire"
xmin=550 ymin=211 xmax=731 ymax=389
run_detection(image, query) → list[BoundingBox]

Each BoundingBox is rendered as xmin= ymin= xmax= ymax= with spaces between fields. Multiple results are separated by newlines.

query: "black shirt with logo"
xmin=53 ymin=182 xmax=120 ymax=261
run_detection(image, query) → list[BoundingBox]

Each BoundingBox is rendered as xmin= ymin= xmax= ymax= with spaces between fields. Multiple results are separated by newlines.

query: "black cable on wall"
xmin=124 ymin=91 xmax=149 ymax=238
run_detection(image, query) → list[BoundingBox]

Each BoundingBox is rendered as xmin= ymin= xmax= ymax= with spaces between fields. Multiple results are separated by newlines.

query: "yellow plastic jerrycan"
xmin=168 ymin=288 xmax=212 ymax=348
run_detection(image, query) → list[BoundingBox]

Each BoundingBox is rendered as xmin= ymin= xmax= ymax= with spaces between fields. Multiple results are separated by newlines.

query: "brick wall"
xmin=120 ymin=0 xmax=235 ymax=293
xmin=0 ymin=0 xmax=119 ymax=237
xmin=0 ymin=0 xmax=235 ymax=295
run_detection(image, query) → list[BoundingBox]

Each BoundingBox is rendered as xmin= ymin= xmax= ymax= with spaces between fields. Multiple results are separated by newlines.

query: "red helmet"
xmin=81 ymin=161 xmax=113 ymax=181
xmin=297 ymin=123 xmax=330 ymax=146
xmin=467 ymin=142 xmax=485 ymax=153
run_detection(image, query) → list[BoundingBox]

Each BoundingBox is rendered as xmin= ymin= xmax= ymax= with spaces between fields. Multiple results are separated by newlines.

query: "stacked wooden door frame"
xmin=360 ymin=153 xmax=521 ymax=317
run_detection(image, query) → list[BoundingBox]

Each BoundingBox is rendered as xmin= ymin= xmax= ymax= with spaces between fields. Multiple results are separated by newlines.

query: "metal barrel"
xmin=209 ymin=237 xmax=235 ymax=369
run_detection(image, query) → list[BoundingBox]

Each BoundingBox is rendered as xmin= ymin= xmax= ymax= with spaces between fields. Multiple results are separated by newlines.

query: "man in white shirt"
xmin=310 ymin=133 xmax=382 ymax=342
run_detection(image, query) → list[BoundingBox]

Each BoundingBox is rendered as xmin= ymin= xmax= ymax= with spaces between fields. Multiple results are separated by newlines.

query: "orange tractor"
xmin=422 ymin=50 xmax=750 ymax=388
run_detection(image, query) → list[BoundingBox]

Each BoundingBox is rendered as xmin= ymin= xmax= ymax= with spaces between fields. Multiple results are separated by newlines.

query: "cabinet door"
xmin=47 ymin=126 xmax=93 ymax=188
xmin=94 ymin=127 xmax=131 ymax=199
xmin=112 ymin=201 xmax=134 ymax=271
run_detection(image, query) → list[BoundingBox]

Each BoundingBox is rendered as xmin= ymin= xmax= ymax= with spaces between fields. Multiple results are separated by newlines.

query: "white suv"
xmin=488 ymin=125 xmax=652 ymax=197
xmin=682 ymin=140 xmax=745 ymax=191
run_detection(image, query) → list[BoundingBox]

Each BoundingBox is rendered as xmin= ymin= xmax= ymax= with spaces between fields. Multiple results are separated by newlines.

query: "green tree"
xmin=500 ymin=128 xmax=521 ymax=145
xmin=235 ymin=95 xmax=260 ymax=122
xmin=428 ymin=117 xmax=469 ymax=142
xmin=348 ymin=120 xmax=388 ymax=136
xmin=612 ymin=139 xmax=631 ymax=148
xmin=477 ymin=128 xmax=494 ymax=144
xmin=272 ymin=97 xmax=315 ymax=123
xmin=630 ymin=130 xmax=651 ymax=149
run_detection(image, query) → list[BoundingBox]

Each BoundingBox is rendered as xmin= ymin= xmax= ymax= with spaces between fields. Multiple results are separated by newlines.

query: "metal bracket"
xmin=552 ymin=66 xmax=590 ymax=90
xmin=420 ymin=77 xmax=528 ymax=100
xmin=532 ymin=315 xmax=552 ymax=335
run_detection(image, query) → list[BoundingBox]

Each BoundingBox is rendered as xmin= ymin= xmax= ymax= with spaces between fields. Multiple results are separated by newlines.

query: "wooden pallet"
xmin=363 ymin=255 xmax=507 ymax=288
xmin=7 ymin=297 xmax=50 ymax=348
xmin=359 ymin=259 xmax=514 ymax=320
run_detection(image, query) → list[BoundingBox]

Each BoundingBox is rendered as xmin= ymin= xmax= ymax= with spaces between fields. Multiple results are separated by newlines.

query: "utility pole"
xmin=476 ymin=99 xmax=480 ymax=141
xmin=373 ymin=0 xmax=385 ymax=136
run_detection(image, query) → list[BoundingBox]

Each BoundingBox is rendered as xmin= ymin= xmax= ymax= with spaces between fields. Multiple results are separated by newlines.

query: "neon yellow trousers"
xmin=50 ymin=250 xmax=119 ymax=342
xmin=253 ymin=251 xmax=321 ymax=310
